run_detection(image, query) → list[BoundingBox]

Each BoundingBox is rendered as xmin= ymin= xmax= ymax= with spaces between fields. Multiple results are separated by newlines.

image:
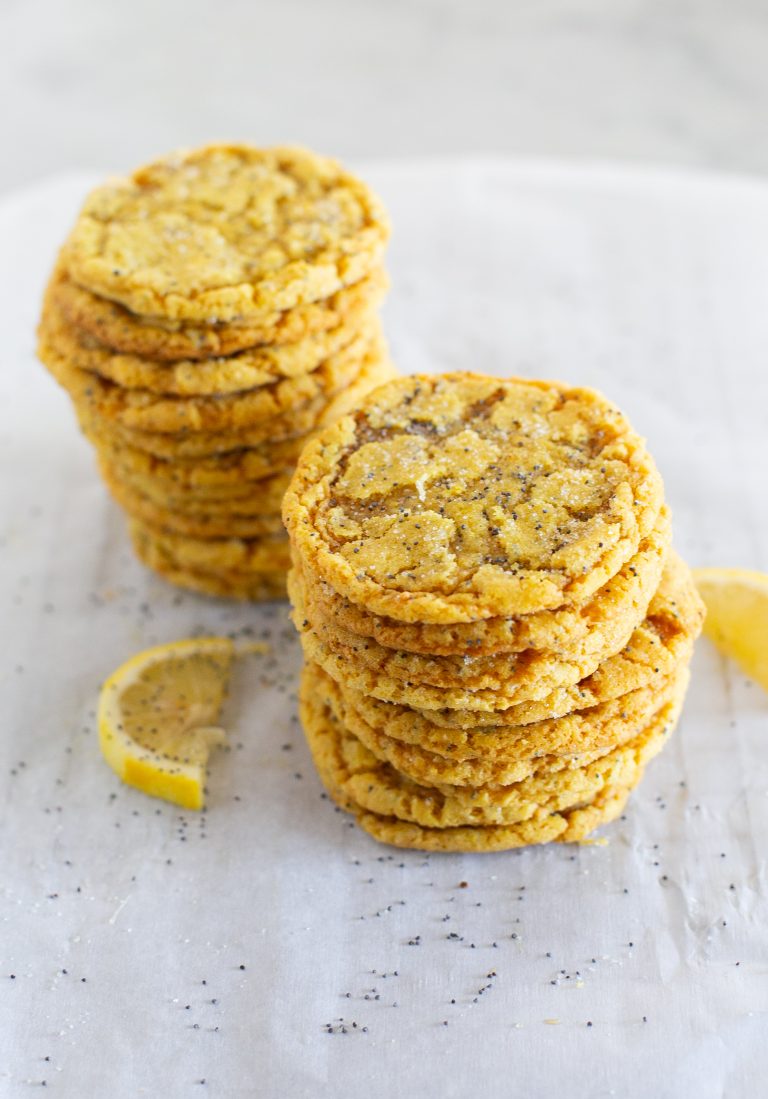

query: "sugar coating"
xmin=294 ymin=508 xmax=669 ymax=657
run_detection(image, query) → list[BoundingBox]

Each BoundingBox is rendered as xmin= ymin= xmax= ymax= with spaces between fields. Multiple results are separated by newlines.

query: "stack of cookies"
xmin=283 ymin=373 xmax=704 ymax=852
xmin=37 ymin=144 xmax=394 ymax=600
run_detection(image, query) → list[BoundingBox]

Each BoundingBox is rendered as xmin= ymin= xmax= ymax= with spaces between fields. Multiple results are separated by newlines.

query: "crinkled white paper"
xmin=1 ymin=161 xmax=766 ymax=1098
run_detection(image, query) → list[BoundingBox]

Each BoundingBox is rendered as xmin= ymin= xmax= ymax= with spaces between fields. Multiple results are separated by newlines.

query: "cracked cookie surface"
xmin=61 ymin=145 xmax=390 ymax=323
xmin=283 ymin=373 xmax=664 ymax=622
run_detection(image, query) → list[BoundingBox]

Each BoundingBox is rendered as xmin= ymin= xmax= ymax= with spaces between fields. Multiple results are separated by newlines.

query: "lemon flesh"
xmin=98 ymin=637 xmax=235 ymax=809
xmin=694 ymin=567 xmax=768 ymax=693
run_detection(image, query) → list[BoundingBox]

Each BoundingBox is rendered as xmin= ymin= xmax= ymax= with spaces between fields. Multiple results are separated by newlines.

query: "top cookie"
xmin=60 ymin=145 xmax=390 ymax=323
xmin=283 ymin=373 xmax=664 ymax=623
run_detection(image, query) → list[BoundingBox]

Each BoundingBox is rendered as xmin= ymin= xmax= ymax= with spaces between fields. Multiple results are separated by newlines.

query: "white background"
xmin=2 ymin=0 xmax=768 ymax=194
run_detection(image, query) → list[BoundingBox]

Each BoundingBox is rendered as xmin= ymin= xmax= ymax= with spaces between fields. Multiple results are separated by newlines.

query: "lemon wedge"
xmin=98 ymin=637 xmax=235 ymax=809
xmin=693 ymin=567 xmax=768 ymax=692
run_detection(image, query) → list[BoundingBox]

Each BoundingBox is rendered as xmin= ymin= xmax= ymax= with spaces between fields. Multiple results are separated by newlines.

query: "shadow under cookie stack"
xmin=38 ymin=144 xmax=393 ymax=600
xmin=284 ymin=373 xmax=704 ymax=852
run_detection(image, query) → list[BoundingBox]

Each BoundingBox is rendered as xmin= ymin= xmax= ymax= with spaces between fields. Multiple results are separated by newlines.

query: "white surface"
xmin=4 ymin=0 xmax=768 ymax=194
xmin=1 ymin=161 xmax=767 ymax=1098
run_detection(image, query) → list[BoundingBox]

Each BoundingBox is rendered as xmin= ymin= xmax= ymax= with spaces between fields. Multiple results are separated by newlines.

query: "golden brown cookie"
xmin=102 ymin=467 xmax=286 ymax=540
xmin=291 ymin=568 xmax=635 ymax=703
xmin=39 ymin=314 xmax=384 ymax=433
xmin=74 ymin=352 xmax=398 ymax=459
xmin=159 ymin=567 xmax=286 ymax=601
xmin=79 ymin=397 xmax=322 ymax=459
xmin=49 ymin=262 xmax=388 ymax=361
xmin=309 ymin=658 xmax=690 ymax=787
xmin=426 ymin=554 xmax=703 ymax=727
xmin=99 ymin=456 xmax=291 ymax=513
xmin=308 ymin=690 xmax=679 ymax=828
xmin=294 ymin=509 xmax=671 ymax=657
xmin=129 ymin=519 xmax=290 ymax=574
xmin=131 ymin=534 xmax=288 ymax=602
xmin=283 ymin=373 xmax=664 ymax=623
xmin=40 ymin=285 xmax=380 ymax=396
xmin=61 ymin=144 xmax=390 ymax=322
xmin=95 ymin=433 xmax=308 ymax=493
xmin=103 ymin=451 xmax=290 ymax=502
xmin=338 ymin=785 xmax=634 ymax=852
xmin=297 ymin=552 xmax=703 ymax=720
xmin=299 ymin=676 xmax=683 ymax=840
xmin=289 ymin=511 xmax=670 ymax=692
xmin=321 ymin=661 xmax=684 ymax=763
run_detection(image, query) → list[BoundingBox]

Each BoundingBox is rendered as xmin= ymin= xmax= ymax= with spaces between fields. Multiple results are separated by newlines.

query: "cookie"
xmin=94 ymin=434 xmax=307 ymax=493
xmin=39 ymin=314 xmax=384 ymax=433
xmin=283 ymin=373 xmax=664 ymax=623
xmin=74 ymin=352 xmax=398 ymax=459
xmin=132 ymin=539 xmax=288 ymax=602
xmin=295 ymin=509 xmax=671 ymax=658
xmin=61 ymin=144 xmax=390 ymax=322
xmin=323 ymin=662 xmax=684 ymax=763
xmin=299 ymin=673 xmax=683 ymax=833
xmin=423 ymin=553 xmax=704 ymax=727
xmin=102 ymin=468 xmax=286 ymax=540
xmin=103 ymin=452 xmax=291 ymax=502
xmin=129 ymin=520 xmax=290 ymax=574
xmin=49 ymin=262 xmax=388 ymax=361
xmin=297 ymin=552 xmax=703 ymax=719
xmin=337 ymin=786 xmax=634 ymax=853
xmin=289 ymin=512 xmax=669 ymax=691
xmin=309 ymin=657 xmax=690 ymax=786
xmin=40 ymin=285 xmax=380 ymax=396
xmin=292 ymin=568 xmax=636 ymax=703
xmin=39 ymin=143 xmax=393 ymax=605
xmin=100 ymin=457 xmax=292 ymax=513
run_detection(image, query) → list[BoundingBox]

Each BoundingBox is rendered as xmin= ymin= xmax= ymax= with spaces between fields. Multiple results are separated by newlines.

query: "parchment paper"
xmin=1 ymin=160 xmax=766 ymax=1098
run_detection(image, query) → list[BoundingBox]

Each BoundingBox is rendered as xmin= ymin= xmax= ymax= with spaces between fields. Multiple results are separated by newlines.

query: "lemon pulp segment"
xmin=97 ymin=637 xmax=235 ymax=809
xmin=694 ymin=567 xmax=768 ymax=693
